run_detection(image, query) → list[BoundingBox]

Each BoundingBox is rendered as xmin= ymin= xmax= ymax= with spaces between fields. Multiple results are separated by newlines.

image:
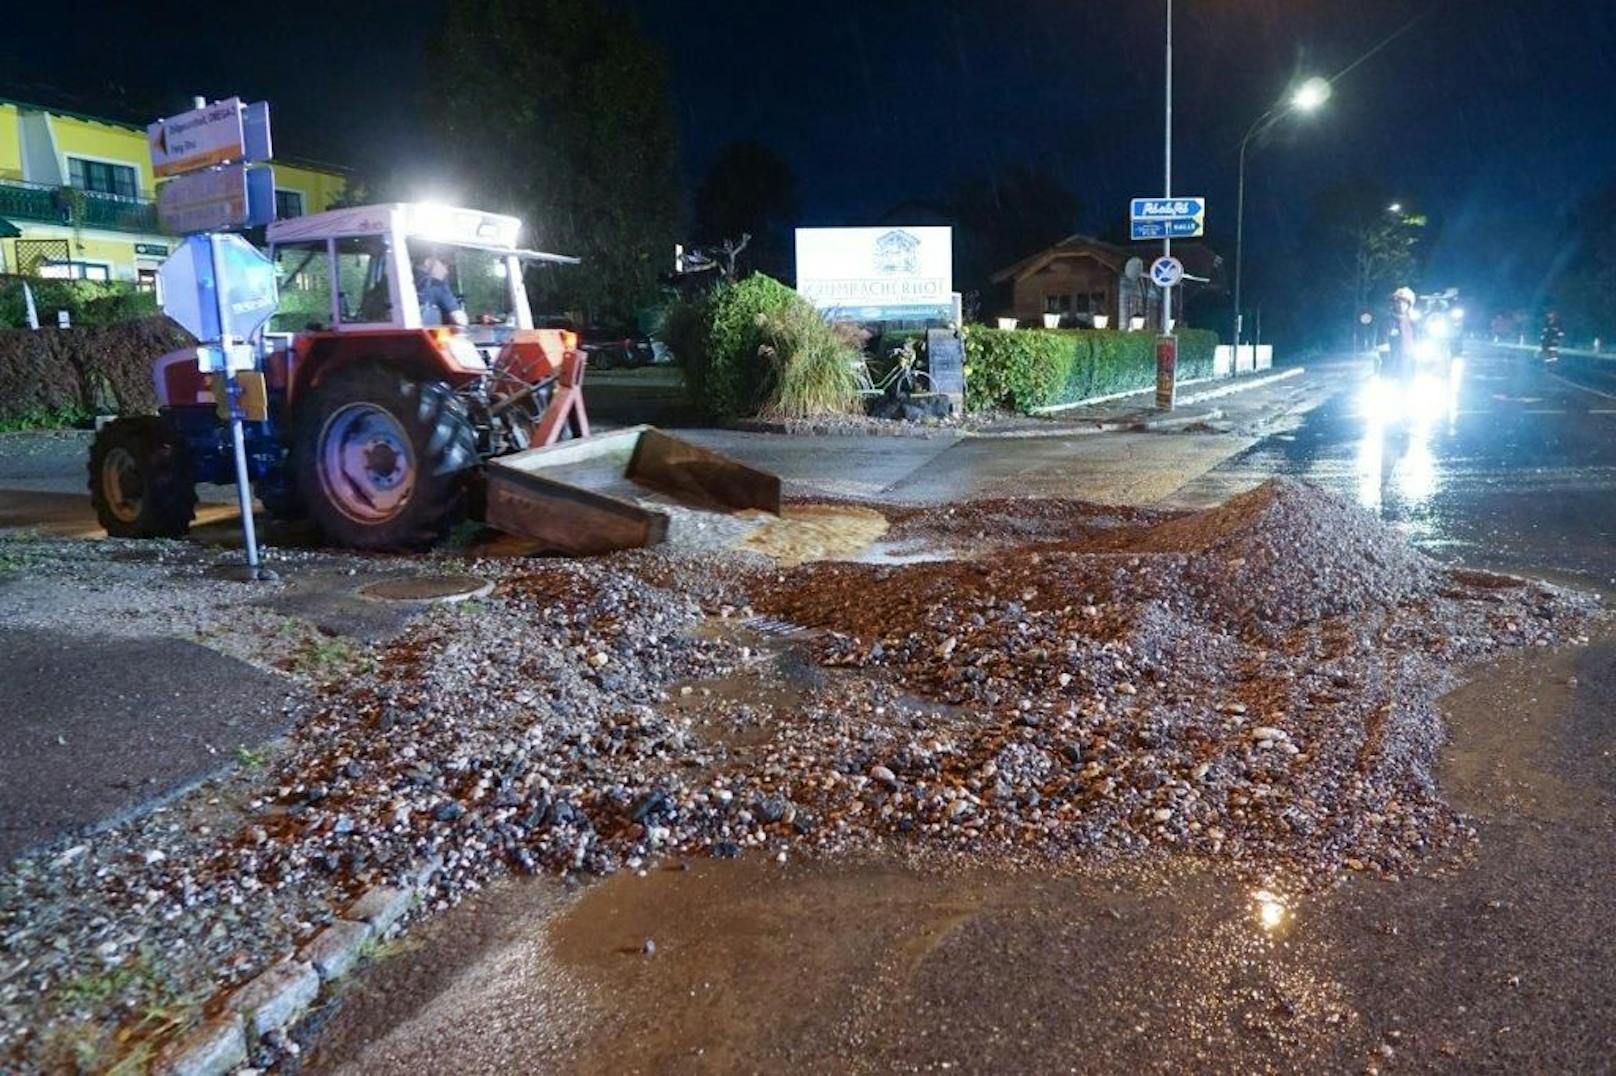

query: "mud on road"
xmin=0 ymin=478 xmax=1604 ymax=1072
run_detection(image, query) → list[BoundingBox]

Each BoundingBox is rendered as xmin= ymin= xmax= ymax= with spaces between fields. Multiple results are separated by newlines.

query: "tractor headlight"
xmin=1450 ymin=306 xmax=1465 ymax=321
xmin=1426 ymin=315 xmax=1449 ymax=339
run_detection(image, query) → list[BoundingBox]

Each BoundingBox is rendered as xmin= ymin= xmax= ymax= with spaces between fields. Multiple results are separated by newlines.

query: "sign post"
xmin=1149 ymin=255 xmax=1184 ymax=409
xmin=150 ymin=96 xmax=276 ymax=579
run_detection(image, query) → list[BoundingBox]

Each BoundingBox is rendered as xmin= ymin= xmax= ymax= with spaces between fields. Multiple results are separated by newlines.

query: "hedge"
xmin=0 ymin=276 xmax=158 ymax=331
xmin=0 ymin=316 xmax=192 ymax=424
xmin=959 ymin=327 xmax=1218 ymax=413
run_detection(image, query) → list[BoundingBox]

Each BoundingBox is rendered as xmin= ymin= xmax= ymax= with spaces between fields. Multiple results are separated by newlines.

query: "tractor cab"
xmin=264 ymin=202 xmax=579 ymax=374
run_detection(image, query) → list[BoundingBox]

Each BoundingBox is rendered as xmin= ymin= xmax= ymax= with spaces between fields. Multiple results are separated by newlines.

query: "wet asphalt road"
xmin=309 ymin=343 xmax=1616 ymax=1073
xmin=1171 ymin=344 xmax=1616 ymax=587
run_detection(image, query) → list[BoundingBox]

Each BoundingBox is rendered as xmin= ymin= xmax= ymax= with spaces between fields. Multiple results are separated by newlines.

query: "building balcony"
xmin=0 ymin=177 xmax=160 ymax=235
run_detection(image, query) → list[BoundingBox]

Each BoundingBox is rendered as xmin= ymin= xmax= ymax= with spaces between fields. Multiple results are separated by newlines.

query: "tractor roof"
xmin=266 ymin=203 xmax=578 ymax=264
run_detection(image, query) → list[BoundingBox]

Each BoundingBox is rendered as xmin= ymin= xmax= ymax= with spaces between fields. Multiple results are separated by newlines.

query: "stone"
xmin=227 ymin=960 xmax=320 ymax=1040
xmin=1249 ymin=726 xmax=1288 ymax=742
xmin=302 ymin=918 xmax=374 ymax=981
xmin=347 ymin=886 xmax=412 ymax=935
xmin=869 ymin=765 xmax=898 ymax=789
xmin=154 ymin=1015 xmax=248 ymax=1076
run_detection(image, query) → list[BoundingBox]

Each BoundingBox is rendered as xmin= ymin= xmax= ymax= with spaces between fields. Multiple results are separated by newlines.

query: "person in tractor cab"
xmin=414 ymin=253 xmax=468 ymax=326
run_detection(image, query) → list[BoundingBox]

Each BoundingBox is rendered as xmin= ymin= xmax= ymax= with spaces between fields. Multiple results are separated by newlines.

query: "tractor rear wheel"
xmin=294 ymin=365 xmax=478 ymax=551
xmin=87 ymin=416 xmax=197 ymax=538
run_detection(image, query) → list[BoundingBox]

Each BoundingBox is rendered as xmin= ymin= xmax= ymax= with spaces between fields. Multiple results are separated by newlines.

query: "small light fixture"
xmin=1387 ymin=203 xmax=1403 ymax=214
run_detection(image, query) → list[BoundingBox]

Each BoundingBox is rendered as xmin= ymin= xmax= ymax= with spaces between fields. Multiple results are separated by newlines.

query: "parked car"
xmin=535 ymin=318 xmax=653 ymax=369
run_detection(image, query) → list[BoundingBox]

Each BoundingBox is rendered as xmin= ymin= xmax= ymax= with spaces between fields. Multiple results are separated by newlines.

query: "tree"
xmin=946 ymin=164 xmax=1084 ymax=296
xmin=693 ymin=141 xmax=798 ymax=279
xmin=429 ymin=0 xmax=681 ymax=320
xmin=1319 ymin=181 xmax=1426 ymax=316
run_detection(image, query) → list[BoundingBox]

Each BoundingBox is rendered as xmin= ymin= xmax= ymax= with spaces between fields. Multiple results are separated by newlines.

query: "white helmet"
xmin=1392 ymin=286 xmax=1416 ymax=305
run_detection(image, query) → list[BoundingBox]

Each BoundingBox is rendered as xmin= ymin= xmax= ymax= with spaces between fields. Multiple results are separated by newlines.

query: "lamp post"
xmin=1232 ymin=76 xmax=1330 ymax=359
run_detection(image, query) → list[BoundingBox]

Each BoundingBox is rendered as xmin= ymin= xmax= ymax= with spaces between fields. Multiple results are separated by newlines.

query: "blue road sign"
xmin=1129 ymin=196 xmax=1206 ymax=241
xmin=1149 ymin=256 xmax=1184 ymax=289
xmin=1130 ymin=219 xmax=1203 ymax=241
xmin=1131 ymin=197 xmax=1205 ymax=219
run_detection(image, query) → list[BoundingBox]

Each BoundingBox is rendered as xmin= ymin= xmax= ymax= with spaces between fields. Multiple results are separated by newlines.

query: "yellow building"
xmin=0 ymin=96 xmax=347 ymax=286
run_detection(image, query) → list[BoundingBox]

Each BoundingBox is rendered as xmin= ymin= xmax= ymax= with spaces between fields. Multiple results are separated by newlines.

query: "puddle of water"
xmin=738 ymin=504 xmax=889 ymax=566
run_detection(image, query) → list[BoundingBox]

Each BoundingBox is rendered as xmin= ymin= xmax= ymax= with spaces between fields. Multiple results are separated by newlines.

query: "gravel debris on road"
xmin=0 ymin=477 xmax=1601 ymax=1070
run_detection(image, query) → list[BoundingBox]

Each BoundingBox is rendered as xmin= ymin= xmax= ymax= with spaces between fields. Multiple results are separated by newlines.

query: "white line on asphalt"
xmin=1546 ymin=370 xmax=1616 ymax=402
xmin=1590 ymin=409 xmax=1616 ymax=415
xmin=1523 ymin=409 xmax=1566 ymax=414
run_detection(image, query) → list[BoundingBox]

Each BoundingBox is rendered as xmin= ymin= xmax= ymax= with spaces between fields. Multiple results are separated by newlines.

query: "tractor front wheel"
xmin=87 ymin=416 xmax=197 ymax=538
xmin=294 ymin=366 xmax=478 ymax=551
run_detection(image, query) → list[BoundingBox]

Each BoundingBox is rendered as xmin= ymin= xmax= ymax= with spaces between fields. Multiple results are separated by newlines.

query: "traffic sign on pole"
xmin=158 ymin=163 xmax=276 ymax=235
xmin=1149 ymin=255 xmax=1184 ymax=288
xmin=149 ymin=96 xmax=277 ymax=579
xmin=149 ymin=98 xmax=246 ymax=177
xmin=157 ymin=234 xmax=278 ymax=353
xmin=1130 ymin=196 xmax=1205 ymax=241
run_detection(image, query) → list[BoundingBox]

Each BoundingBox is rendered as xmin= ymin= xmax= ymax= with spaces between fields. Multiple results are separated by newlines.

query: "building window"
xmin=275 ymin=189 xmax=305 ymax=219
xmin=136 ymin=268 xmax=158 ymax=293
xmin=67 ymin=158 xmax=139 ymax=200
xmin=38 ymin=260 xmax=112 ymax=281
xmin=1085 ymin=292 xmax=1108 ymax=314
xmin=1044 ymin=293 xmax=1073 ymax=314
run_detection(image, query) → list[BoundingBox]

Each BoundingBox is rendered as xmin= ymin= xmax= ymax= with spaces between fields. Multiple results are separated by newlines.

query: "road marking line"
xmin=1522 ymin=409 xmax=1566 ymax=414
xmin=1590 ymin=409 xmax=1616 ymax=414
xmin=1546 ymin=370 xmax=1616 ymax=402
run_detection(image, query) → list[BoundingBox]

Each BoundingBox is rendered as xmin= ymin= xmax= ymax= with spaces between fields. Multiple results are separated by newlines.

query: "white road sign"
xmin=158 ymin=163 xmax=274 ymax=235
xmin=1149 ymin=256 xmax=1184 ymax=288
xmin=148 ymin=98 xmax=248 ymax=177
xmin=158 ymin=233 xmax=278 ymax=347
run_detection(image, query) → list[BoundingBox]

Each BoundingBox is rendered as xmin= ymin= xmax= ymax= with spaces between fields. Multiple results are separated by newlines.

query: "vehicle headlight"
xmin=1450 ymin=307 xmax=1465 ymax=321
xmin=1426 ymin=316 xmax=1449 ymax=339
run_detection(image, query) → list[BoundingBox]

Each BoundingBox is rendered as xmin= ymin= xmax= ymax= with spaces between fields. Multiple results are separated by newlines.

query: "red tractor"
xmin=89 ymin=203 xmax=594 ymax=551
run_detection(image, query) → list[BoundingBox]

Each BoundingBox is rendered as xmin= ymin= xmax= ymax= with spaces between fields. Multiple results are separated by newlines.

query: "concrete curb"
xmin=728 ymin=417 xmax=962 ymax=440
xmin=152 ymin=868 xmax=435 ymax=1075
xmin=1175 ymin=366 xmax=1303 ymax=405
xmin=962 ymin=408 xmax=1225 ymax=440
xmin=961 ymin=367 xmax=1303 ymax=440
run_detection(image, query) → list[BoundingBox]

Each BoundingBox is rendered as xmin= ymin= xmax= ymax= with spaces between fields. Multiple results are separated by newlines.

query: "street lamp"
xmin=1232 ymin=76 xmax=1331 ymax=355
xmin=1387 ymin=202 xmax=1403 ymax=214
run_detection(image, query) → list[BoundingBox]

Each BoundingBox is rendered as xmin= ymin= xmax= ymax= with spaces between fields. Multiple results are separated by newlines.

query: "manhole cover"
xmin=359 ymin=573 xmax=493 ymax=603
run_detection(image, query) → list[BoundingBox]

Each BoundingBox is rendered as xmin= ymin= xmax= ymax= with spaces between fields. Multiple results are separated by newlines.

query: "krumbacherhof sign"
xmin=795 ymin=226 xmax=952 ymax=321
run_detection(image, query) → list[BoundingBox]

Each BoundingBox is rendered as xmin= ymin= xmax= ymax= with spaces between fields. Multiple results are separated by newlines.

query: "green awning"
xmin=0 ymin=218 xmax=20 ymax=238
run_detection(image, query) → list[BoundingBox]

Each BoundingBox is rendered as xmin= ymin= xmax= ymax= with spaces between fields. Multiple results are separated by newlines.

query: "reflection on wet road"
xmin=1172 ymin=345 xmax=1616 ymax=584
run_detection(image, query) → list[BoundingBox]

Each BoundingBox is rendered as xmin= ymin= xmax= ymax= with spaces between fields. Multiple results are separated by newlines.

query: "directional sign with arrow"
xmin=1130 ymin=196 xmax=1206 ymax=241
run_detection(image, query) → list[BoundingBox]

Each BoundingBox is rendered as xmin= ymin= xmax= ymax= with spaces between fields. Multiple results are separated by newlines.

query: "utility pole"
xmin=1154 ymin=0 xmax=1178 ymax=410
xmin=1162 ymin=0 xmax=1173 ymax=337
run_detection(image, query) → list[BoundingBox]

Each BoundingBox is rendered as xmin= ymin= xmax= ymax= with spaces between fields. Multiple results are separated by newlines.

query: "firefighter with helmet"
xmin=1379 ymin=286 xmax=1418 ymax=380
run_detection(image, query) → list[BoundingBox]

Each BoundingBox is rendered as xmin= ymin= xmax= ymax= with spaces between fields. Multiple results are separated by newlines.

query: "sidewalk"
xmin=964 ymin=365 xmax=1308 ymax=438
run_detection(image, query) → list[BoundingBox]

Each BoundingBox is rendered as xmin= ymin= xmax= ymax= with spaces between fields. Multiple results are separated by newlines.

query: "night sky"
xmin=8 ymin=0 xmax=1616 ymax=310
